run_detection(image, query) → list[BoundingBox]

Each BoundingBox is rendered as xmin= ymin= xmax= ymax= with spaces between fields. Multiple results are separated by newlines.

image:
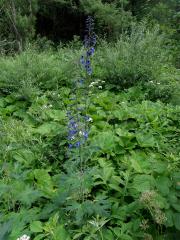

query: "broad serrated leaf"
xmin=46 ymin=110 xmax=66 ymax=121
xmin=34 ymin=122 xmax=63 ymax=136
xmin=173 ymin=213 xmax=180 ymax=230
xmin=30 ymin=221 xmax=43 ymax=233
xmin=156 ymin=176 xmax=171 ymax=196
xmin=132 ymin=174 xmax=155 ymax=192
xmin=136 ymin=133 xmax=155 ymax=147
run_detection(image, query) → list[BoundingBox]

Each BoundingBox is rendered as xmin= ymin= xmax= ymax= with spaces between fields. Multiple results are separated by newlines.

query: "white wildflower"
xmin=89 ymin=82 xmax=96 ymax=87
xmin=149 ymin=81 xmax=153 ymax=83
xmin=42 ymin=105 xmax=48 ymax=109
xmin=157 ymin=82 xmax=160 ymax=85
xmin=49 ymin=104 xmax=53 ymax=108
xmin=98 ymin=86 xmax=102 ymax=89
xmin=79 ymin=131 xmax=83 ymax=136
xmin=88 ymin=117 xmax=93 ymax=122
xmin=17 ymin=234 xmax=30 ymax=240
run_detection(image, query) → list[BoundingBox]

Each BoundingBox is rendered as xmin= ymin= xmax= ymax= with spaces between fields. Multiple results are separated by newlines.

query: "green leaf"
xmin=34 ymin=122 xmax=63 ymax=136
xmin=116 ymin=128 xmax=136 ymax=149
xmin=132 ymin=175 xmax=155 ymax=192
xmin=12 ymin=149 xmax=35 ymax=165
xmin=0 ymin=98 xmax=6 ymax=108
xmin=173 ymin=213 xmax=180 ymax=230
xmin=108 ymin=183 xmax=122 ymax=192
xmin=154 ymin=193 xmax=169 ymax=209
xmin=4 ymin=105 xmax=18 ymax=114
xmin=53 ymin=225 xmax=71 ymax=240
xmin=152 ymin=161 xmax=167 ymax=174
xmin=30 ymin=221 xmax=43 ymax=233
xmin=136 ymin=133 xmax=155 ymax=147
xmin=156 ymin=176 xmax=172 ymax=196
xmin=98 ymin=158 xmax=115 ymax=183
xmin=172 ymin=202 xmax=180 ymax=212
xmin=165 ymin=210 xmax=174 ymax=227
xmin=34 ymin=234 xmax=47 ymax=240
xmin=112 ymin=227 xmax=133 ymax=240
xmin=34 ymin=169 xmax=55 ymax=197
xmin=129 ymin=151 xmax=151 ymax=173
xmin=103 ymin=229 xmax=114 ymax=240
xmin=172 ymin=172 xmax=180 ymax=190
xmin=16 ymin=185 xmax=41 ymax=206
xmin=113 ymin=109 xmax=131 ymax=121
xmin=92 ymin=131 xmax=116 ymax=153
xmin=46 ymin=110 xmax=66 ymax=121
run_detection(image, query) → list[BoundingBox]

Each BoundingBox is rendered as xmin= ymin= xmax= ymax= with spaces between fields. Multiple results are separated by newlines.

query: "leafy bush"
xmin=94 ymin=23 xmax=177 ymax=90
xmin=0 ymin=47 xmax=79 ymax=95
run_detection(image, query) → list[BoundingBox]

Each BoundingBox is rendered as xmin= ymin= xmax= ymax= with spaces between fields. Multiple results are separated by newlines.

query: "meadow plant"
xmin=66 ymin=16 xmax=96 ymax=171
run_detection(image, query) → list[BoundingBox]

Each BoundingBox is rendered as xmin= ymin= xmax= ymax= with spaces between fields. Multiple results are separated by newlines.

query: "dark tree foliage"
xmin=0 ymin=0 xmax=38 ymax=52
xmin=0 ymin=0 xmax=179 ymax=52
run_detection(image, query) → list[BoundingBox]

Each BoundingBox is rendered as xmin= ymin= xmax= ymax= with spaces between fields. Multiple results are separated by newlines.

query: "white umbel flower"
xmin=17 ymin=235 xmax=30 ymax=240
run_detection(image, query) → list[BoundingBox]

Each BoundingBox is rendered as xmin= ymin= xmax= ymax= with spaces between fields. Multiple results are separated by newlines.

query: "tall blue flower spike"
xmin=67 ymin=16 xmax=96 ymax=153
xmin=81 ymin=16 xmax=96 ymax=75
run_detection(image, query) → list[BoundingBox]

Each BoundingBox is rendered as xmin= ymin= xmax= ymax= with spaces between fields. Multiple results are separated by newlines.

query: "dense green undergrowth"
xmin=0 ymin=85 xmax=180 ymax=239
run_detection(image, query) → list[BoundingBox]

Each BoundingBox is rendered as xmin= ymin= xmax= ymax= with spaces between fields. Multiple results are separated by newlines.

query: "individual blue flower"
xmin=83 ymin=131 xmax=88 ymax=140
xmin=75 ymin=141 xmax=81 ymax=148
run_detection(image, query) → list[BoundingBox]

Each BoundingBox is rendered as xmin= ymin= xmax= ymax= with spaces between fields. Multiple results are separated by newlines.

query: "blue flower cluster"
xmin=67 ymin=16 xmax=96 ymax=151
xmin=80 ymin=16 xmax=96 ymax=75
xmin=66 ymin=96 xmax=93 ymax=150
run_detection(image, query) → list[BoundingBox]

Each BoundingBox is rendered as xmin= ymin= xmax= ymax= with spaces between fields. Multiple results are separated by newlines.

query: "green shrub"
xmin=94 ymin=23 xmax=174 ymax=88
xmin=0 ymin=47 xmax=79 ymax=95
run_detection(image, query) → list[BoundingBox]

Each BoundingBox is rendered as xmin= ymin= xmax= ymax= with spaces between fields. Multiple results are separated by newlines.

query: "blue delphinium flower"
xmin=80 ymin=16 xmax=96 ymax=76
xmin=67 ymin=16 xmax=96 ymax=164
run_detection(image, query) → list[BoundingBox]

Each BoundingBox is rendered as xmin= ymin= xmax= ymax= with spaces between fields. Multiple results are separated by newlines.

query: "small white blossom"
xmin=88 ymin=117 xmax=93 ymax=122
xmin=98 ymin=86 xmax=102 ymax=89
xmin=89 ymin=82 xmax=96 ymax=87
xmin=157 ymin=82 xmax=160 ymax=85
xmin=49 ymin=104 xmax=53 ymax=108
xmin=149 ymin=81 xmax=153 ymax=83
xmin=42 ymin=105 xmax=48 ymax=109
xmin=17 ymin=234 xmax=30 ymax=240
xmin=79 ymin=131 xmax=83 ymax=136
